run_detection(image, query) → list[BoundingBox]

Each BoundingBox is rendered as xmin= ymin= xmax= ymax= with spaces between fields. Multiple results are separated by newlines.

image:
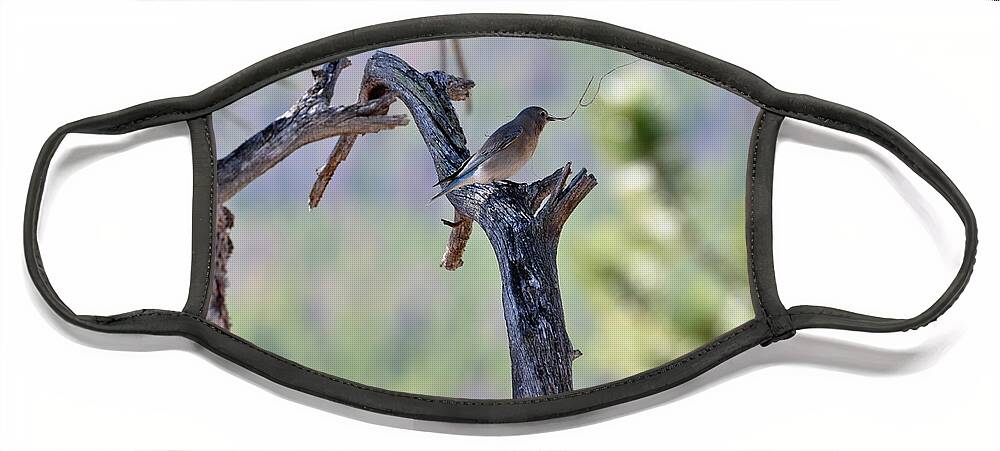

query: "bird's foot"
xmin=495 ymin=179 xmax=525 ymax=187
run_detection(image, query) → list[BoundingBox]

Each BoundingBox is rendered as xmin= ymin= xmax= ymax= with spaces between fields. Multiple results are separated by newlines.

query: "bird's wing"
xmin=434 ymin=124 xmax=522 ymax=186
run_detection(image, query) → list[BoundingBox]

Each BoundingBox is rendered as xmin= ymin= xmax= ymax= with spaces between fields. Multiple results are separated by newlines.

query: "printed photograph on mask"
xmin=209 ymin=37 xmax=759 ymax=399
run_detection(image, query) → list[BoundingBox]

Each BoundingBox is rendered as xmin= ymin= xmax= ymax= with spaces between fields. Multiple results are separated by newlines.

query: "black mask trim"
xmin=24 ymin=13 xmax=977 ymax=423
xmin=747 ymin=111 xmax=794 ymax=345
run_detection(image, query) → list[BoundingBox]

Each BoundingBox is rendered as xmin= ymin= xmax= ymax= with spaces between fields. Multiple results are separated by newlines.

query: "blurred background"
xmin=213 ymin=37 xmax=759 ymax=399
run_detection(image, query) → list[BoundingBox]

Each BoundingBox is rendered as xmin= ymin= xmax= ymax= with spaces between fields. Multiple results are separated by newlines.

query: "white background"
xmin=1 ymin=1 xmax=997 ymax=449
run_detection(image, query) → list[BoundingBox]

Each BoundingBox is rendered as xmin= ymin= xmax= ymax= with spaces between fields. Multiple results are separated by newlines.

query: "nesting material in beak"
xmin=548 ymin=59 xmax=638 ymax=122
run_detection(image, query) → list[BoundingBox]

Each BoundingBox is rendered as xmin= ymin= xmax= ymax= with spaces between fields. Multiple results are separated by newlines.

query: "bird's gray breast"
xmin=480 ymin=127 xmax=539 ymax=181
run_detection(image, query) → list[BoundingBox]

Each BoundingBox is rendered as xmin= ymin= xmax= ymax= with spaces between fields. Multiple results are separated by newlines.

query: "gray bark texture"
xmin=216 ymin=58 xmax=409 ymax=204
xmin=207 ymin=206 xmax=234 ymax=329
xmin=306 ymin=58 xmax=476 ymax=270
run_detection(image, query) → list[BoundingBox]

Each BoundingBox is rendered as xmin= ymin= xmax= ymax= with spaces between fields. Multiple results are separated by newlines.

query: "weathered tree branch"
xmin=308 ymin=66 xmax=475 ymax=210
xmin=308 ymin=134 xmax=359 ymax=209
xmin=363 ymin=51 xmax=597 ymax=398
xmin=362 ymin=53 xmax=470 ymax=176
xmin=207 ymin=205 xmax=234 ymax=329
xmin=213 ymin=57 xmax=477 ymax=329
xmin=439 ymin=211 xmax=473 ymax=270
xmin=307 ymin=56 xmax=477 ymax=270
xmin=217 ymin=58 xmax=409 ymax=204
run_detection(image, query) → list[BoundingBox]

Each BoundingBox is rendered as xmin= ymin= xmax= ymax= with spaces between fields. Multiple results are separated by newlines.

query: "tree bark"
xmin=207 ymin=206 xmax=234 ymax=329
xmin=439 ymin=212 xmax=473 ymax=270
xmin=363 ymin=51 xmax=597 ymax=398
xmin=306 ymin=61 xmax=476 ymax=270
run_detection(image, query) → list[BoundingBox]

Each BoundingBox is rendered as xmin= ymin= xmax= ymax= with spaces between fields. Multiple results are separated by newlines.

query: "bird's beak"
xmin=547 ymin=111 xmax=575 ymax=121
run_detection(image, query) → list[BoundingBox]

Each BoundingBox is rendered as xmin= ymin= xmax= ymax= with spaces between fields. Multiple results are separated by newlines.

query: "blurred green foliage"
xmin=216 ymin=38 xmax=758 ymax=399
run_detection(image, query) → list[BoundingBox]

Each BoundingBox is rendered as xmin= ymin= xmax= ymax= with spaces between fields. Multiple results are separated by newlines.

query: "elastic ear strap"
xmin=24 ymin=112 xmax=198 ymax=334
xmin=25 ymin=124 xmax=87 ymax=327
xmin=777 ymin=101 xmax=978 ymax=333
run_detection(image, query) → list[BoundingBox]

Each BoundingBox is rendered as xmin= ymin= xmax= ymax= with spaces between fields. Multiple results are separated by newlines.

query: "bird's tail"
xmin=433 ymin=158 xmax=471 ymax=187
xmin=427 ymin=177 xmax=464 ymax=205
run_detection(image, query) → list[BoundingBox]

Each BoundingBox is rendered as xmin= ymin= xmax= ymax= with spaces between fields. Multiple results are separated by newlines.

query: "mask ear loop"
xmin=24 ymin=107 xmax=210 ymax=335
xmin=773 ymin=104 xmax=978 ymax=333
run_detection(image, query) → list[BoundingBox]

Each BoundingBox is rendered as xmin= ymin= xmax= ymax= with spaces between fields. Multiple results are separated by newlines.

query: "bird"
xmin=429 ymin=106 xmax=557 ymax=203
xmin=428 ymin=59 xmax=638 ymax=204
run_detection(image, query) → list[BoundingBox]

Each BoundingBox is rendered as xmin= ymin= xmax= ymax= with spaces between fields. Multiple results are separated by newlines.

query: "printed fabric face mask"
xmin=25 ymin=14 xmax=977 ymax=423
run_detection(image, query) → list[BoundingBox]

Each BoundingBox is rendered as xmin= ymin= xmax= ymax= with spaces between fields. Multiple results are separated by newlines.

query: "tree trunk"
xmin=363 ymin=52 xmax=598 ymax=397
xmin=446 ymin=166 xmax=595 ymax=397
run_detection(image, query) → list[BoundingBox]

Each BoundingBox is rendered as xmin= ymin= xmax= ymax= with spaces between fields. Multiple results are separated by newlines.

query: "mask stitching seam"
xmin=787 ymin=310 xmax=865 ymax=318
xmin=748 ymin=112 xmax=775 ymax=336
xmin=199 ymin=118 xmax=214 ymax=319
xmin=102 ymin=309 xmax=758 ymax=406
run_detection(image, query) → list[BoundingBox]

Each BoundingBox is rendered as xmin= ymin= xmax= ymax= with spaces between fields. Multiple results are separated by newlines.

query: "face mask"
xmin=25 ymin=14 xmax=977 ymax=424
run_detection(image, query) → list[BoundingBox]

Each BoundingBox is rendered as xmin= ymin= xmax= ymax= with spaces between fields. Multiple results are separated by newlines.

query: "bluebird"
xmin=428 ymin=60 xmax=637 ymax=203
xmin=429 ymin=106 xmax=558 ymax=203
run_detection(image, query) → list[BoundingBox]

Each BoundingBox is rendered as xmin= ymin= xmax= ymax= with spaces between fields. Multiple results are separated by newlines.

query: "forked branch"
xmin=217 ymin=58 xmax=409 ymax=204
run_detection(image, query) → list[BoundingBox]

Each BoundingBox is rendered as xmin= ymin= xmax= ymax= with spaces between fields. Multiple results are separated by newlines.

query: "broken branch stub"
xmin=207 ymin=206 xmax=234 ymax=329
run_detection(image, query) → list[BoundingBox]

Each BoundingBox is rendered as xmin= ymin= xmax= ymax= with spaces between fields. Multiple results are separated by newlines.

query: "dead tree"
xmin=214 ymin=51 xmax=597 ymax=398
xmin=353 ymin=52 xmax=597 ymax=397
